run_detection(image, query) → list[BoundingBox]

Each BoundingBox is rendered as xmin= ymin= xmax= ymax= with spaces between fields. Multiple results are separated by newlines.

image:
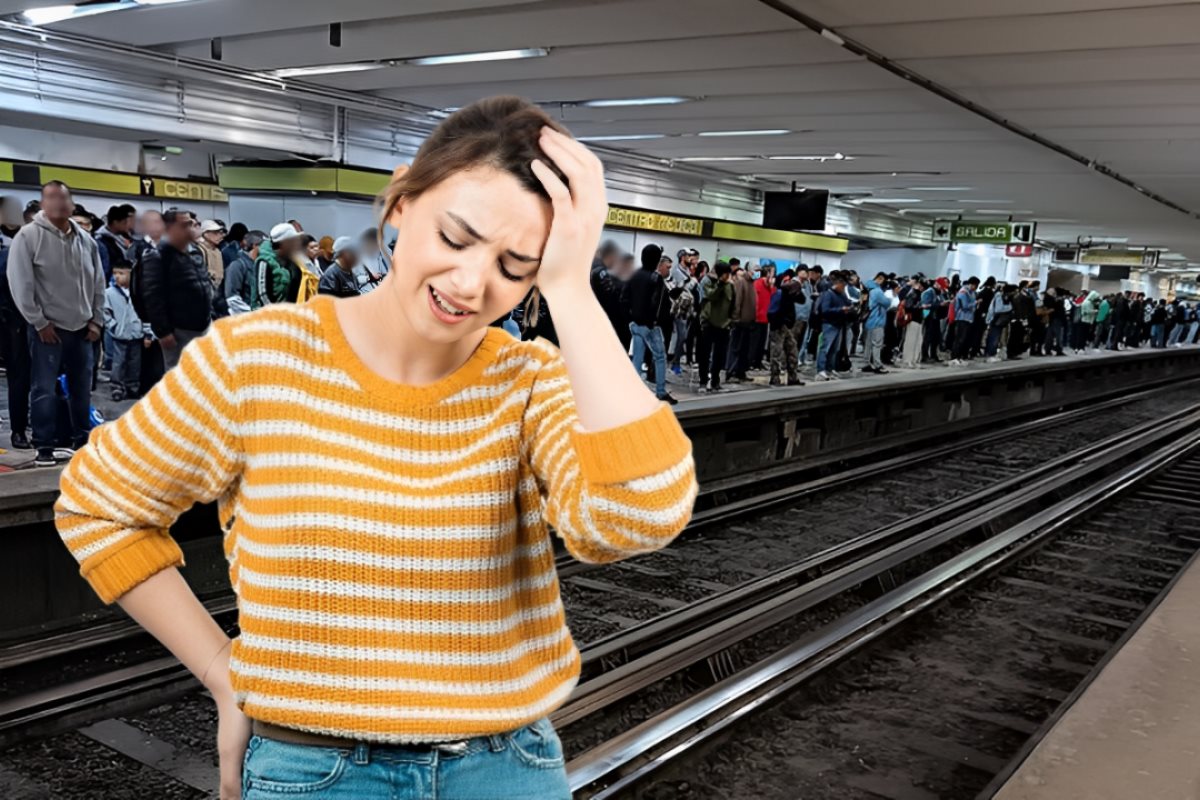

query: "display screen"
xmin=762 ymin=190 xmax=829 ymax=231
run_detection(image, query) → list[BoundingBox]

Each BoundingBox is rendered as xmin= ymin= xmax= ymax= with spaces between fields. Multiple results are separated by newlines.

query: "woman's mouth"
xmin=428 ymin=285 xmax=475 ymax=323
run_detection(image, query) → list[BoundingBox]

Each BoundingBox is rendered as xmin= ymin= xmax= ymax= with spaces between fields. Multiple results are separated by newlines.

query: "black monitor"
xmin=762 ymin=190 xmax=829 ymax=231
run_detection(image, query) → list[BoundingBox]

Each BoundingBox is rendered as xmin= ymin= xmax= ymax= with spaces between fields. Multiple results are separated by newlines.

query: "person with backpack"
xmin=862 ymin=272 xmax=891 ymax=374
xmin=767 ymin=270 xmax=804 ymax=386
xmin=815 ymin=272 xmax=855 ymax=381
xmin=984 ymin=283 xmax=1016 ymax=362
xmin=103 ymin=263 xmax=148 ymax=401
xmin=223 ymin=230 xmax=265 ymax=315
xmin=899 ymin=276 xmax=927 ymax=368
xmin=0 ymin=234 xmax=33 ymax=451
xmin=252 ymin=224 xmax=304 ymax=309
xmin=697 ymin=261 xmax=735 ymax=392
xmin=667 ymin=260 xmax=697 ymax=374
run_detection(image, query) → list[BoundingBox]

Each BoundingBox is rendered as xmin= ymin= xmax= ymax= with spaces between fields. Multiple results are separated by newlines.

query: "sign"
xmin=933 ymin=220 xmax=1037 ymax=245
xmin=144 ymin=177 xmax=228 ymax=203
xmin=1006 ymin=244 xmax=1034 ymax=258
xmin=710 ymin=221 xmax=849 ymax=254
xmin=606 ymin=206 xmax=705 ymax=237
xmin=1078 ymin=249 xmax=1158 ymax=268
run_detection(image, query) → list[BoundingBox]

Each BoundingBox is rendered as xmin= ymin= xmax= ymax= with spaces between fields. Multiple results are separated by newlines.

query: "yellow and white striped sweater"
xmin=54 ymin=295 xmax=697 ymax=742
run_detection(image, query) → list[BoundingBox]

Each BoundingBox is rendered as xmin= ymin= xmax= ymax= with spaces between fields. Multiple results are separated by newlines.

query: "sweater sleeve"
xmin=54 ymin=317 xmax=243 ymax=604
xmin=521 ymin=343 xmax=698 ymax=564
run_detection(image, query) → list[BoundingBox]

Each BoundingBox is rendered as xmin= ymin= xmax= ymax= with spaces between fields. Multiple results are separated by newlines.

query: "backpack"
xmin=670 ymin=284 xmax=694 ymax=320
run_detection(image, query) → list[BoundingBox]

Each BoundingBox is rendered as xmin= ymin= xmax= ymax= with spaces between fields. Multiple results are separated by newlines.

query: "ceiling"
xmin=16 ymin=0 xmax=1200 ymax=266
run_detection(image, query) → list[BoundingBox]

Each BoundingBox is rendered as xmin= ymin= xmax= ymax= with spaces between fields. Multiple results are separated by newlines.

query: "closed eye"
xmin=438 ymin=230 xmax=466 ymax=251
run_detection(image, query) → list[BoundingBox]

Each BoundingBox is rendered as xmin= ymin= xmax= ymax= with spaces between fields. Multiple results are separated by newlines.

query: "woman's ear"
xmin=387 ymin=165 xmax=411 ymax=228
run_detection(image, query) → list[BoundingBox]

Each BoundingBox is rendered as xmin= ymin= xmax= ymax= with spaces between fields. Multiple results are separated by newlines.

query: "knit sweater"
xmin=54 ymin=294 xmax=698 ymax=743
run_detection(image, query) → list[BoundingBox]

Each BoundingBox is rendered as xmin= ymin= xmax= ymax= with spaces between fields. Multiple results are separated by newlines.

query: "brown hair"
xmin=377 ymin=96 xmax=571 ymax=326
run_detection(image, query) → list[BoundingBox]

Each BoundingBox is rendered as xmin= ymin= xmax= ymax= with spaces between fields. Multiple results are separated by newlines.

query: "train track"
xmin=1 ymin=381 xmax=1198 ymax=756
xmin=563 ymin=408 xmax=1200 ymax=798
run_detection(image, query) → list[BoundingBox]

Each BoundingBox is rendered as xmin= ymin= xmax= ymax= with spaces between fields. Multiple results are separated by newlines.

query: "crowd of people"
xmin=0 ymin=181 xmax=392 ymax=467
xmin=586 ymin=241 xmax=1192 ymax=394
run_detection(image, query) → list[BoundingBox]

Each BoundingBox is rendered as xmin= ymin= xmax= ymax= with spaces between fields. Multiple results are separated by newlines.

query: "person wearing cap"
xmin=224 ymin=230 xmax=266 ymax=315
xmin=197 ymin=220 xmax=226 ymax=286
xmin=252 ymin=223 xmax=303 ymax=309
xmin=318 ymin=237 xmax=363 ymax=298
xmin=140 ymin=209 xmax=213 ymax=374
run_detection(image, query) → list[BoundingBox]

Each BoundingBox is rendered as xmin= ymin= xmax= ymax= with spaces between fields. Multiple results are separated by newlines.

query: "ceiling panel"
xmin=780 ymin=0 xmax=1189 ymax=27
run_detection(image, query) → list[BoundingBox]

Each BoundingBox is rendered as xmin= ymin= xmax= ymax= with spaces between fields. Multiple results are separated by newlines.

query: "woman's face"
xmin=306 ymin=241 xmax=321 ymax=260
xmin=386 ymin=167 xmax=549 ymax=345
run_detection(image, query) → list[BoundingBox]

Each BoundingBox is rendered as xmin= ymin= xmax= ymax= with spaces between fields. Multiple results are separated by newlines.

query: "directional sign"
xmin=933 ymin=220 xmax=1037 ymax=245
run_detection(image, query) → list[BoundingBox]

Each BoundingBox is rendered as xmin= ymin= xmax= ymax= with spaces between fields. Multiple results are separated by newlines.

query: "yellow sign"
xmin=711 ymin=221 xmax=849 ymax=254
xmin=0 ymin=162 xmax=12 ymax=184
xmin=149 ymin=178 xmax=228 ymax=203
xmin=1078 ymin=249 xmax=1157 ymax=267
xmin=606 ymin=207 xmax=705 ymax=237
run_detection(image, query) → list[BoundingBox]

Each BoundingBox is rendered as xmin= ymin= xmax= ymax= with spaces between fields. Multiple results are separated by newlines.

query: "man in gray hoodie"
xmin=7 ymin=181 xmax=106 ymax=467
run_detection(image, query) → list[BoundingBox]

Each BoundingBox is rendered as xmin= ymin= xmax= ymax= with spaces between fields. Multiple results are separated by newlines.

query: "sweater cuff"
xmin=571 ymin=403 xmax=692 ymax=485
xmin=81 ymin=530 xmax=185 ymax=605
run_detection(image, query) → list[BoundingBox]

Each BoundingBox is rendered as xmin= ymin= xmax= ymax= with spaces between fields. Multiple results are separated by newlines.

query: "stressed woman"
xmin=53 ymin=97 xmax=698 ymax=800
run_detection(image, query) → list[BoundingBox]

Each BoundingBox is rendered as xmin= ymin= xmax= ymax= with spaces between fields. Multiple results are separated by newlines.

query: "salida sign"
xmin=932 ymin=220 xmax=1037 ymax=245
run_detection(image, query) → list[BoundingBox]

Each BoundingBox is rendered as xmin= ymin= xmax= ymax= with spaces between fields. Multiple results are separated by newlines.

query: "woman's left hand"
xmin=529 ymin=127 xmax=609 ymax=298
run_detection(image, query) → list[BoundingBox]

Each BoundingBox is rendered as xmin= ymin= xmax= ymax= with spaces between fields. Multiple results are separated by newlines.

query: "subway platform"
xmin=989 ymin=548 xmax=1200 ymax=800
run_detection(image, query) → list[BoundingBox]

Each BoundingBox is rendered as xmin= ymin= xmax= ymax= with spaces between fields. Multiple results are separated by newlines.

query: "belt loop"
xmin=353 ymin=742 xmax=370 ymax=765
xmin=488 ymin=734 xmax=506 ymax=753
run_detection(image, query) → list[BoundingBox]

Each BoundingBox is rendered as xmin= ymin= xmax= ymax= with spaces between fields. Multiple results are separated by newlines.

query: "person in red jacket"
xmin=751 ymin=261 xmax=775 ymax=370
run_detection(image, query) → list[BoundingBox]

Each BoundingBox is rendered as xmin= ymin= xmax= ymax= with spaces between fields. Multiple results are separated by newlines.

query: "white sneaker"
xmin=987 ymin=356 xmax=999 ymax=363
xmin=816 ymin=371 xmax=831 ymax=381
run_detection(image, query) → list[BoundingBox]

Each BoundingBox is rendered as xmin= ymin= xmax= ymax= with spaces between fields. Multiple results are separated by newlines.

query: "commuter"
xmin=223 ymin=230 xmax=264 ymax=315
xmin=667 ymin=257 xmax=697 ymax=374
xmin=625 ymin=243 xmax=676 ymax=404
xmin=794 ymin=266 xmax=815 ymax=367
xmin=726 ymin=266 xmax=757 ymax=383
xmin=1126 ymin=293 xmax=1144 ymax=348
xmin=22 ymin=200 xmax=40 ymax=225
xmin=685 ymin=260 xmax=705 ymax=366
xmin=252 ymin=223 xmax=303 ymax=308
xmin=1187 ymin=303 xmax=1200 ymax=346
xmin=139 ymin=209 xmax=165 ymax=249
xmin=1094 ymin=294 xmax=1112 ymax=349
xmin=1074 ymin=290 xmax=1100 ymax=352
xmin=6 ymin=181 xmax=106 ymax=467
xmin=1168 ymin=300 xmax=1189 ymax=347
xmin=354 ymin=227 xmax=390 ymax=293
xmin=899 ymin=276 xmax=927 ymax=369
xmin=751 ymin=261 xmax=774 ymax=369
xmin=815 ymin=272 xmax=855 ymax=381
xmin=0 ymin=233 xmax=32 ymax=450
xmin=921 ymin=277 xmax=946 ymax=364
xmin=697 ymin=261 xmax=734 ymax=392
xmin=317 ymin=236 xmax=362 ymax=298
xmin=985 ymin=284 xmax=1015 ymax=362
xmin=220 ymin=222 xmax=248 ymax=267
xmin=289 ymin=235 xmax=322 ymax=303
xmin=287 ymin=218 xmax=303 ymax=233
xmin=845 ymin=272 xmax=864 ymax=355
xmin=0 ymin=196 xmax=21 ymax=240
xmin=95 ymin=204 xmax=138 ymax=284
xmin=1043 ymin=288 xmax=1067 ymax=356
xmin=71 ymin=204 xmax=100 ymax=234
xmin=196 ymin=220 xmax=227 ymax=286
xmin=591 ymin=240 xmax=630 ymax=352
xmin=316 ymin=235 xmax=336 ymax=272
xmin=141 ymin=209 xmax=213 ymax=373
xmin=948 ymin=276 xmax=980 ymax=365
xmin=103 ymin=264 xmax=147 ymax=401
xmin=769 ymin=270 xmax=804 ymax=386
xmin=862 ymin=272 xmax=891 ymax=374
xmin=1150 ymin=299 xmax=1168 ymax=347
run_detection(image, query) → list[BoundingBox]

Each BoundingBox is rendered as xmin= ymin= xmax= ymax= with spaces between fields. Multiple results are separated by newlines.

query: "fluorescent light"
xmin=905 ymin=186 xmax=972 ymax=191
xmin=865 ymin=198 xmax=923 ymax=204
xmin=405 ymin=48 xmax=549 ymax=66
xmin=677 ymin=156 xmax=755 ymax=162
xmin=24 ymin=0 xmax=198 ymax=24
xmin=976 ymin=209 xmax=1033 ymax=214
xmin=698 ymin=129 xmax=790 ymax=137
xmin=583 ymin=97 xmax=690 ymax=108
xmin=577 ymin=134 xmax=666 ymax=142
xmin=273 ymin=62 xmax=386 ymax=78
xmin=956 ymin=199 xmax=1012 ymax=203
xmin=768 ymin=153 xmax=852 ymax=161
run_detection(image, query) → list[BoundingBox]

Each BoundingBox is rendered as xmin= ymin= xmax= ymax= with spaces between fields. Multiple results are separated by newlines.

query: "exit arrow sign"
xmin=933 ymin=220 xmax=1037 ymax=245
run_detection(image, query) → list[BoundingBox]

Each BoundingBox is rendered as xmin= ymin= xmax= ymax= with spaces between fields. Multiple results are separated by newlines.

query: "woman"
xmin=291 ymin=234 xmax=322 ymax=303
xmin=52 ymin=97 xmax=698 ymax=800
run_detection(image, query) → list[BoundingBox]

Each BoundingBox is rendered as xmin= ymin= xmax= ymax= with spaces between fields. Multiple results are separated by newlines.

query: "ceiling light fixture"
xmin=23 ymin=0 xmax=199 ymax=24
xmin=956 ymin=199 xmax=1013 ymax=204
xmin=677 ymin=156 xmax=755 ymax=162
xmin=582 ymin=96 xmax=690 ymax=108
xmin=864 ymin=198 xmax=923 ymax=204
xmin=405 ymin=47 xmax=549 ymax=66
xmin=577 ymin=134 xmax=667 ymax=142
xmin=768 ymin=153 xmax=851 ymax=161
xmin=272 ymin=62 xmax=386 ymax=78
xmin=904 ymin=186 xmax=973 ymax=191
xmin=697 ymin=129 xmax=790 ymax=137
xmin=976 ymin=209 xmax=1033 ymax=214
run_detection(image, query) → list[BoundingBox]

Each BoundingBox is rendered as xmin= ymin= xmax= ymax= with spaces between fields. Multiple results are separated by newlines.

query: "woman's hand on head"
xmin=529 ymin=128 xmax=608 ymax=298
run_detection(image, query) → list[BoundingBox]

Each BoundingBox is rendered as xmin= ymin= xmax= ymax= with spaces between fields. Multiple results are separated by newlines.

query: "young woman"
xmin=53 ymin=96 xmax=698 ymax=800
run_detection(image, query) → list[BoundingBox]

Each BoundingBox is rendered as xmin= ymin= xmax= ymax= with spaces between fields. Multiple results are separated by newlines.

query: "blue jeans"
xmin=109 ymin=338 xmax=142 ymax=394
xmin=816 ymin=323 xmax=842 ymax=373
xmin=1151 ymin=323 xmax=1166 ymax=347
xmin=242 ymin=719 xmax=570 ymax=800
xmin=630 ymin=322 xmax=667 ymax=396
xmin=29 ymin=325 xmax=93 ymax=452
xmin=985 ymin=323 xmax=1006 ymax=357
